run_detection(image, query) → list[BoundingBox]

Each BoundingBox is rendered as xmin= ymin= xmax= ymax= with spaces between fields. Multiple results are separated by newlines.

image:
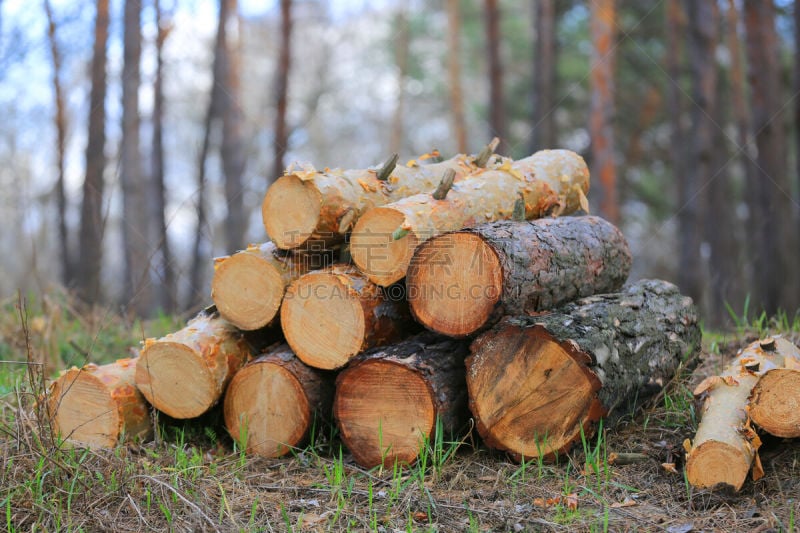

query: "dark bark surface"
xmin=484 ymin=0 xmax=506 ymax=153
xmin=271 ymin=0 xmax=292 ymax=182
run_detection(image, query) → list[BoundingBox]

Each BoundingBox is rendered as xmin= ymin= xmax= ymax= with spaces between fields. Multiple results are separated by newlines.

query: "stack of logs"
xmin=48 ymin=140 xmax=706 ymax=471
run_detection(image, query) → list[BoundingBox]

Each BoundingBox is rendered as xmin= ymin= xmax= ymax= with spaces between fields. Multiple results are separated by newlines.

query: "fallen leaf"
xmin=610 ymin=497 xmax=637 ymax=508
xmin=412 ymin=512 xmax=428 ymax=522
xmin=565 ymin=493 xmax=578 ymax=511
xmin=662 ymin=463 xmax=679 ymax=474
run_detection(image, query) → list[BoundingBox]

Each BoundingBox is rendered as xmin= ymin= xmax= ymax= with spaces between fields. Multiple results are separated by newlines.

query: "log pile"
xmin=48 ymin=141 xmax=713 ymax=477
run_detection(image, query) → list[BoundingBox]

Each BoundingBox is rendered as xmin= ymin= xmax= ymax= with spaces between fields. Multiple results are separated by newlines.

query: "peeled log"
xmin=407 ymin=216 xmax=631 ymax=337
xmin=262 ymin=155 xmax=479 ymax=249
xmin=211 ymin=242 xmax=332 ymax=331
xmin=281 ymin=264 xmax=414 ymax=370
xmin=48 ymin=358 xmax=151 ymax=449
xmin=467 ymin=279 xmax=699 ymax=461
xmin=351 ymin=149 xmax=590 ymax=286
xmin=224 ymin=344 xmax=333 ymax=457
xmin=136 ymin=311 xmax=250 ymax=419
xmin=686 ymin=337 xmax=800 ymax=490
xmin=334 ymin=332 xmax=470 ymax=468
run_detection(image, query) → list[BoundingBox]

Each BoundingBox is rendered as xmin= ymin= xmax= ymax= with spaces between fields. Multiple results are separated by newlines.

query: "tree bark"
xmin=351 ymin=150 xmax=590 ymax=286
xmin=271 ymin=0 xmax=292 ymax=183
xmin=390 ymin=8 xmax=409 ymax=154
xmin=589 ymin=0 xmax=617 ymax=224
xmin=77 ymin=0 xmax=110 ymax=304
xmin=48 ymin=358 xmax=152 ymax=449
xmin=334 ymin=332 xmax=471 ymax=468
xmin=224 ymin=344 xmax=334 ymax=458
xmin=467 ymin=279 xmax=700 ymax=461
xmin=407 ymin=216 xmax=631 ymax=337
xmin=281 ymin=264 xmax=415 ymax=370
xmin=446 ymin=0 xmax=467 ymax=153
xmin=686 ymin=337 xmax=800 ymax=490
xmin=484 ymin=0 xmax=507 ymax=154
xmin=531 ymin=0 xmax=557 ymax=151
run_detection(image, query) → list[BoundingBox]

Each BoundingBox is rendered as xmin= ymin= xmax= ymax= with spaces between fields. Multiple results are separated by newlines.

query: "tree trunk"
xmin=135 ymin=310 xmax=250 ymax=419
xmin=77 ymin=0 xmax=110 ymax=304
xmin=271 ymin=0 xmax=292 ymax=183
xmin=390 ymin=8 xmax=409 ymax=154
xmin=446 ymin=0 xmax=467 ymax=153
xmin=281 ymin=264 xmax=415 ymax=370
xmin=795 ymin=0 xmax=800 ymax=271
xmin=211 ymin=241 xmax=332 ymax=330
xmin=466 ymin=279 xmax=700 ymax=461
xmin=531 ymin=0 xmax=557 ymax=151
xmin=407 ymin=216 xmax=631 ymax=337
xmin=686 ymin=337 xmax=800 ymax=490
xmin=334 ymin=332 xmax=471 ymax=468
xmin=224 ymin=344 xmax=334 ymax=457
xmin=351 ymin=150 xmax=590 ymax=286
xmin=48 ymin=358 xmax=152 ymax=449
xmin=484 ymin=0 xmax=507 ymax=153
xmin=589 ymin=0 xmax=617 ymax=224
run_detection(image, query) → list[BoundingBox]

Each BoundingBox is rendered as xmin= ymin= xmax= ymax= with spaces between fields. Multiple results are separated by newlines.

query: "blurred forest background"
xmin=0 ymin=0 xmax=799 ymax=327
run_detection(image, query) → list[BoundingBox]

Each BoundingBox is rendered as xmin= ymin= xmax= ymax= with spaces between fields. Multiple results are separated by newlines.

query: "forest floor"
xmin=1 ymin=292 xmax=799 ymax=532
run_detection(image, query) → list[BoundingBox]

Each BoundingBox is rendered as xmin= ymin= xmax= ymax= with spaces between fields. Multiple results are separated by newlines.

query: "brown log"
xmin=407 ymin=216 xmax=631 ymax=337
xmin=262 ymin=154 xmax=478 ymax=249
xmin=223 ymin=344 xmax=333 ymax=457
xmin=48 ymin=358 xmax=151 ymax=449
xmin=750 ymin=351 xmax=800 ymax=437
xmin=135 ymin=310 xmax=250 ymax=419
xmin=466 ymin=279 xmax=699 ymax=461
xmin=686 ymin=337 xmax=800 ymax=490
xmin=350 ymin=149 xmax=590 ymax=286
xmin=280 ymin=264 xmax=414 ymax=370
xmin=334 ymin=332 xmax=470 ymax=468
xmin=211 ymin=241 xmax=332 ymax=331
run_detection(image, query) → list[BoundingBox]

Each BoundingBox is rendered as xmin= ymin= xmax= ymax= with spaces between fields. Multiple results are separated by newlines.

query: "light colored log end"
xmin=49 ymin=368 xmax=121 ymax=449
xmin=262 ymin=174 xmax=322 ymax=249
xmin=212 ymin=252 xmax=285 ymax=331
xmin=750 ymin=368 xmax=800 ymax=438
xmin=685 ymin=440 xmax=751 ymax=491
xmin=350 ymin=207 xmax=419 ymax=286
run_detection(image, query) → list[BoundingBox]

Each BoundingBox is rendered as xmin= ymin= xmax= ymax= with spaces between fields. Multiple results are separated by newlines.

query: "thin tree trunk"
xmin=485 ymin=0 xmax=507 ymax=154
xmin=77 ymin=0 xmax=109 ymax=304
xmin=446 ymin=0 xmax=467 ymax=153
xmin=589 ymin=0 xmax=618 ymax=224
xmin=44 ymin=0 xmax=71 ymax=287
xmin=531 ymin=0 xmax=557 ymax=151
xmin=271 ymin=0 xmax=292 ymax=183
xmin=795 ymin=0 xmax=800 ymax=268
xmin=390 ymin=9 xmax=409 ymax=154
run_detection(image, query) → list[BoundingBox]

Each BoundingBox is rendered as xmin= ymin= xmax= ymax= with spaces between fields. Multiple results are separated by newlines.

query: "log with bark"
xmin=407 ymin=216 xmax=631 ymax=337
xmin=686 ymin=337 xmax=800 ymax=490
xmin=280 ymin=264 xmax=415 ymax=370
xmin=262 ymin=152 xmax=486 ymax=249
xmin=48 ymin=357 xmax=152 ymax=449
xmin=466 ymin=279 xmax=699 ymax=461
xmin=749 ymin=340 xmax=800 ymax=438
xmin=211 ymin=241 xmax=332 ymax=331
xmin=350 ymin=149 xmax=590 ymax=286
xmin=334 ymin=332 xmax=470 ymax=468
xmin=224 ymin=343 xmax=334 ymax=457
xmin=135 ymin=310 xmax=250 ymax=419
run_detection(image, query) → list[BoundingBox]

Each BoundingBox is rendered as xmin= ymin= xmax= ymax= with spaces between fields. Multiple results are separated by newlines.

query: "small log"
xmin=280 ymin=264 xmax=414 ymax=370
xmin=350 ymin=149 xmax=590 ymax=286
xmin=750 ymin=342 xmax=800 ymax=437
xmin=211 ymin=242 xmax=332 ymax=331
xmin=686 ymin=337 xmax=800 ymax=490
xmin=407 ymin=216 xmax=631 ymax=337
xmin=48 ymin=358 xmax=151 ymax=449
xmin=135 ymin=310 xmax=250 ymax=419
xmin=223 ymin=344 xmax=334 ymax=457
xmin=334 ymin=332 xmax=470 ymax=468
xmin=466 ymin=279 xmax=699 ymax=461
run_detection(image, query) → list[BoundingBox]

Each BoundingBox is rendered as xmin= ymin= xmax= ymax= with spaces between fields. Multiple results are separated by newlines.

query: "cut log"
xmin=686 ymin=337 xmax=800 ymax=490
xmin=750 ymin=343 xmax=800 ymax=437
xmin=350 ymin=149 xmax=590 ymax=286
xmin=211 ymin=241 xmax=332 ymax=331
xmin=48 ymin=358 xmax=151 ymax=449
xmin=334 ymin=332 xmax=470 ymax=468
xmin=407 ymin=216 xmax=631 ymax=337
xmin=262 ymin=153 xmax=481 ymax=249
xmin=135 ymin=310 xmax=250 ymax=419
xmin=280 ymin=264 xmax=415 ymax=370
xmin=223 ymin=344 xmax=334 ymax=457
xmin=466 ymin=279 xmax=699 ymax=461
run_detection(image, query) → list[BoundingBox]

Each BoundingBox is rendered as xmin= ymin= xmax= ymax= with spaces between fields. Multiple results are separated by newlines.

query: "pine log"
xmin=211 ymin=241 xmax=333 ymax=331
xmin=135 ymin=310 xmax=250 ymax=419
xmin=262 ymin=154 xmax=481 ymax=249
xmin=48 ymin=358 xmax=151 ymax=449
xmin=466 ymin=279 xmax=699 ymax=461
xmin=223 ymin=344 xmax=333 ymax=457
xmin=407 ymin=216 xmax=631 ymax=337
xmin=334 ymin=332 xmax=470 ymax=468
xmin=750 ymin=343 xmax=800 ymax=437
xmin=686 ymin=337 xmax=800 ymax=490
xmin=280 ymin=264 xmax=415 ymax=370
xmin=350 ymin=149 xmax=590 ymax=286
